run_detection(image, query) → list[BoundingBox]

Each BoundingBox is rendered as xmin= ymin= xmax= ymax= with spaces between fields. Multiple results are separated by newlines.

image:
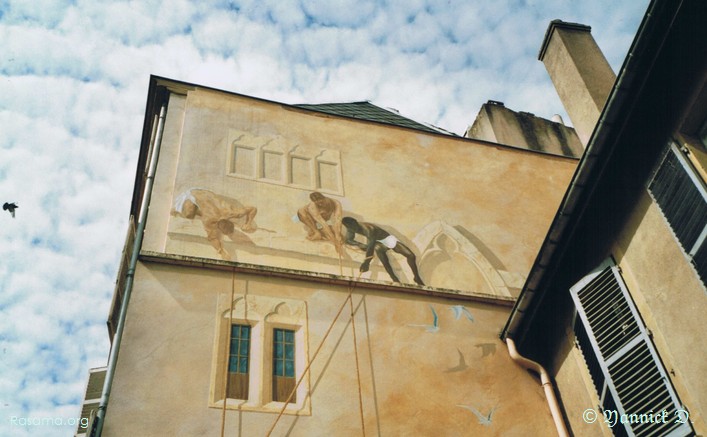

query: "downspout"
xmin=93 ymin=100 xmax=168 ymax=437
xmin=506 ymin=338 xmax=569 ymax=437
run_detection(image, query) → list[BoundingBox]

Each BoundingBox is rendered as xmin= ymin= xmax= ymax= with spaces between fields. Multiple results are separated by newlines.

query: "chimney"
xmin=538 ymin=20 xmax=616 ymax=146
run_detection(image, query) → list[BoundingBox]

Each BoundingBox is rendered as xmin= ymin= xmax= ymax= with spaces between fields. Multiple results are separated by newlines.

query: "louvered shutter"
xmin=571 ymin=262 xmax=693 ymax=437
xmin=649 ymin=142 xmax=707 ymax=286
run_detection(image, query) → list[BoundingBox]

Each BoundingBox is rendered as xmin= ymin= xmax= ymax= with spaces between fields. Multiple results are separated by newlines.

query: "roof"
xmin=293 ymin=101 xmax=457 ymax=136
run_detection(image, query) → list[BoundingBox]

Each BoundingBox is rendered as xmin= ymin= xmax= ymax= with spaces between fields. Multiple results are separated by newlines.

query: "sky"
xmin=0 ymin=0 xmax=649 ymax=435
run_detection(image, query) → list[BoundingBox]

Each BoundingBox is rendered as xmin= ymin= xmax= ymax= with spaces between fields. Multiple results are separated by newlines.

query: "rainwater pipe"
xmin=93 ymin=100 xmax=168 ymax=437
xmin=506 ymin=338 xmax=569 ymax=437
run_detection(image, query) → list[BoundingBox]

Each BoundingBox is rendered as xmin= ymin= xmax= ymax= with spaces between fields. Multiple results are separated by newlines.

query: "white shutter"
xmin=571 ymin=261 xmax=693 ymax=437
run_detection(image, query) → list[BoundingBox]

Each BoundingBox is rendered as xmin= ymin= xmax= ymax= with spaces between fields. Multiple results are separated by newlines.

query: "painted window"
xmin=272 ymin=328 xmax=296 ymax=402
xmin=649 ymin=141 xmax=707 ymax=287
xmin=227 ymin=324 xmax=251 ymax=400
xmin=571 ymin=260 xmax=693 ymax=437
xmin=210 ymin=295 xmax=310 ymax=415
xmin=227 ymin=130 xmax=344 ymax=195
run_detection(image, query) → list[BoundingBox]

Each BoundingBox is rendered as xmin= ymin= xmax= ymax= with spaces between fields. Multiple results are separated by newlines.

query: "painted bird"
xmin=451 ymin=305 xmax=474 ymax=322
xmin=407 ymin=305 xmax=439 ymax=333
xmin=444 ymin=348 xmax=469 ymax=373
xmin=3 ymin=202 xmax=18 ymax=218
xmin=475 ymin=343 xmax=497 ymax=358
xmin=457 ymin=404 xmax=497 ymax=426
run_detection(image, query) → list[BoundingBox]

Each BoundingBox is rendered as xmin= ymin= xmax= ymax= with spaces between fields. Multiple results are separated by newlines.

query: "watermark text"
xmin=9 ymin=416 xmax=88 ymax=429
xmin=582 ymin=408 xmax=689 ymax=428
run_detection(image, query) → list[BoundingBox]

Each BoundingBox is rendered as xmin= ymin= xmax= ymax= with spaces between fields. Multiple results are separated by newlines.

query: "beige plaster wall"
xmin=144 ymin=88 xmax=577 ymax=297
xmin=554 ymin=345 xmax=613 ymax=436
xmin=613 ymin=194 xmax=707 ymax=433
xmin=540 ymin=26 xmax=615 ymax=146
xmin=102 ymin=262 xmax=557 ymax=436
xmin=466 ymin=103 xmax=584 ymax=158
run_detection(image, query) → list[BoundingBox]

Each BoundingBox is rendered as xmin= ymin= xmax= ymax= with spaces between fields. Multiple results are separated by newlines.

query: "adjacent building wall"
xmin=612 ymin=193 xmax=707 ymax=432
xmin=465 ymin=101 xmax=584 ymax=158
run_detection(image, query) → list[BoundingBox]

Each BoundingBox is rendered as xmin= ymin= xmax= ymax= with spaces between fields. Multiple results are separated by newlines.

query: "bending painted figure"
xmin=296 ymin=192 xmax=344 ymax=255
xmin=172 ymin=188 xmax=257 ymax=260
xmin=342 ymin=216 xmax=424 ymax=285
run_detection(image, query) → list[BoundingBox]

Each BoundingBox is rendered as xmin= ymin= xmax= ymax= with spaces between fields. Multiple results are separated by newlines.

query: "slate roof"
xmin=293 ymin=101 xmax=457 ymax=136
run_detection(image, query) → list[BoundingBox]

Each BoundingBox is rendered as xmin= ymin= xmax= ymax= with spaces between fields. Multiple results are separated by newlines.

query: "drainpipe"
xmin=92 ymin=99 xmax=168 ymax=437
xmin=506 ymin=338 xmax=569 ymax=437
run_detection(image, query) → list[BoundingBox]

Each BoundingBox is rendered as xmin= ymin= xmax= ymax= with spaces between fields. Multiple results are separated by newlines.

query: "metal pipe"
xmin=506 ymin=338 xmax=569 ymax=437
xmin=93 ymin=100 xmax=168 ymax=437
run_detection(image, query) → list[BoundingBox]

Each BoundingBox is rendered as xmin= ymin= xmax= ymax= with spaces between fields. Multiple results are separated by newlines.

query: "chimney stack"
xmin=539 ymin=20 xmax=616 ymax=146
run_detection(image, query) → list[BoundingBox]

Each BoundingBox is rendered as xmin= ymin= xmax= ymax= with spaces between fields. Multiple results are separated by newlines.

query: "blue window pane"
xmin=232 ymin=325 xmax=240 ymax=337
xmin=239 ymin=357 xmax=248 ymax=373
xmin=274 ymin=359 xmax=283 ymax=376
xmin=284 ymin=330 xmax=294 ymax=343
xmin=274 ymin=342 xmax=283 ymax=358
xmin=241 ymin=339 xmax=249 ymax=351
xmin=274 ymin=329 xmax=283 ymax=342
xmin=229 ymin=358 xmax=239 ymax=372
xmin=285 ymin=360 xmax=295 ymax=377
xmin=285 ymin=344 xmax=294 ymax=360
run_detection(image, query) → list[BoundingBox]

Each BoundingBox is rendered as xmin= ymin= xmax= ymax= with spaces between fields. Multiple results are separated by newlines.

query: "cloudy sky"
xmin=0 ymin=0 xmax=648 ymax=435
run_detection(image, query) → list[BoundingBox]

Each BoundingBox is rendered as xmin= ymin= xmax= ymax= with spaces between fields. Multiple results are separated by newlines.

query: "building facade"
xmin=83 ymin=76 xmax=578 ymax=436
xmin=82 ymin=1 xmax=706 ymax=436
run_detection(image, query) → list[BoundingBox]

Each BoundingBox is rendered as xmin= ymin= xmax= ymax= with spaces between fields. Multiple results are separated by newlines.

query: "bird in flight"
xmin=408 ymin=305 xmax=439 ymax=333
xmin=475 ymin=343 xmax=497 ymax=358
xmin=3 ymin=202 xmax=18 ymax=218
xmin=450 ymin=305 xmax=474 ymax=322
xmin=444 ymin=348 xmax=469 ymax=373
xmin=457 ymin=404 xmax=497 ymax=426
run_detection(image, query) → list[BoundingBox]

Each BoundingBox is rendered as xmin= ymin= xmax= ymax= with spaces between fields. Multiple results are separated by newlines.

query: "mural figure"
xmin=172 ymin=189 xmax=258 ymax=261
xmin=457 ymin=404 xmax=497 ymax=426
xmin=296 ymin=192 xmax=343 ymax=255
xmin=342 ymin=216 xmax=425 ymax=285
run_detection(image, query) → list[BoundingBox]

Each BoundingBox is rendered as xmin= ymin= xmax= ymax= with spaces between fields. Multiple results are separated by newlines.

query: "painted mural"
xmin=168 ymin=181 xmax=524 ymax=295
xmin=170 ymin=187 xmax=435 ymax=285
xmin=399 ymin=302 xmax=503 ymax=432
xmin=156 ymin=95 xmax=578 ymax=298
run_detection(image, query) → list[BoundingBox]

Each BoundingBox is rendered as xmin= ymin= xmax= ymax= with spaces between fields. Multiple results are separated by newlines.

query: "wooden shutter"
xmin=571 ymin=262 xmax=693 ymax=437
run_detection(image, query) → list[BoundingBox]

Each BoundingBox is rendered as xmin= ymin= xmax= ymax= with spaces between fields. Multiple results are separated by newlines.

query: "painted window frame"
xmin=570 ymin=259 xmax=693 ymax=437
xmin=271 ymin=327 xmax=297 ymax=403
xmin=226 ymin=129 xmax=344 ymax=196
xmin=227 ymin=324 xmax=252 ymax=400
xmin=209 ymin=295 xmax=311 ymax=415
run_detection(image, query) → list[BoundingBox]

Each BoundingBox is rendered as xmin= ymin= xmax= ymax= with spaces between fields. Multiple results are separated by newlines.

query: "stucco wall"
xmin=614 ymin=193 xmax=706 ymax=433
xmin=143 ymin=88 xmax=577 ymax=297
xmin=102 ymin=261 xmax=557 ymax=436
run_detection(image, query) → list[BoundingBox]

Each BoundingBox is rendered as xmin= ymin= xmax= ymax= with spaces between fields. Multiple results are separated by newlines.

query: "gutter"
xmin=92 ymin=99 xmax=169 ymax=436
xmin=506 ymin=338 xmax=569 ymax=437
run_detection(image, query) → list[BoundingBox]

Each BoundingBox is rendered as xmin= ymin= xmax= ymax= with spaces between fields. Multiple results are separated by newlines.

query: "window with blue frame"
xmin=272 ymin=328 xmax=296 ymax=402
xmin=227 ymin=324 xmax=251 ymax=400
